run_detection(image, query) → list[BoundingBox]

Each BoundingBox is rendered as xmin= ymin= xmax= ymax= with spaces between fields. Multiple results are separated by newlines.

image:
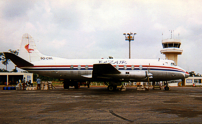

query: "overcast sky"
xmin=0 ymin=0 xmax=202 ymax=74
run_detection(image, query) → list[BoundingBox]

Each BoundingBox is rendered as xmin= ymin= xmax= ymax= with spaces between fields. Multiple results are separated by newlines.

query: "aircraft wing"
xmin=3 ymin=52 xmax=34 ymax=67
xmin=93 ymin=63 xmax=120 ymax=78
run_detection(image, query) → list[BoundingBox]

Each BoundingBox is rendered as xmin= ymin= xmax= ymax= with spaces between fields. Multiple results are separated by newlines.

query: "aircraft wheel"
xmin=164 ymin=86 xmax=170 ymax=91
xmin=75 ymin=85 xmax=78 ymax=89
xmin=74 ymin=82 xmax=80 ymax=89
xmin=113 ymin=85 xmax=117 ymax=91
xmin=108 ymin=85 xmax=114 ymax=91
xmin=63 ymin=81 xmax=69 ymax=89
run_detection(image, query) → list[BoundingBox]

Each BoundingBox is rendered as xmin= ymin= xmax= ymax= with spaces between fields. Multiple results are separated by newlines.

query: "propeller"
xmin=146 ymin=63 xmax=152 ymax=90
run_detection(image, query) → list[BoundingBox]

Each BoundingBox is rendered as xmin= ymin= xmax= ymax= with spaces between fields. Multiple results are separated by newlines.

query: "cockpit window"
xmin=171 ymin=63 xmax=175 ymax=66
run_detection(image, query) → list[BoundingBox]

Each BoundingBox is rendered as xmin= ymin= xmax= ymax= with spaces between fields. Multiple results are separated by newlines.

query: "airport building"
xmin=185 ymin=76 xmax=202 ymax=86
xmin=160 ymin=38 xmax=183 ymax=65
xmin=0 ymin=72 xmax=33 ymax=85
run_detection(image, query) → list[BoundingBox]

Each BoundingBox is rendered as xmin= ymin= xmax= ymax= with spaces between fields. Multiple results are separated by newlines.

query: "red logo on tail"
xmin=25 ymin=44 xmax=34 ymax=53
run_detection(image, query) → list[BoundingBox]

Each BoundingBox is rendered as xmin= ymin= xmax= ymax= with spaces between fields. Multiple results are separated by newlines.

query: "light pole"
xmin=123 ymin=32 xmax=136 ymax=59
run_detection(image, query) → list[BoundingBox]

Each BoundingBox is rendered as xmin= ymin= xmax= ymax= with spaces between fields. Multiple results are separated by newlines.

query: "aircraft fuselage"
xmin=19 ymin=58 xmax=188 ymax=82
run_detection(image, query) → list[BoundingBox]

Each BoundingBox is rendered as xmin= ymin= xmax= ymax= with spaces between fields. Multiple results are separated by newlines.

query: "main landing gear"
xmin=164 ymin=86 xmax=170 ymax=90
xmin=107 ymin=85 xmax=117 ymax=91
xmin=63 ymin=80 xmax=80 ymax=89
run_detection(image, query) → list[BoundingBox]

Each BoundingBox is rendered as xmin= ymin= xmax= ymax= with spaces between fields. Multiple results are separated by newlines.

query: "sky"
xmin=0 ymin=0 xmax=202 ymax=74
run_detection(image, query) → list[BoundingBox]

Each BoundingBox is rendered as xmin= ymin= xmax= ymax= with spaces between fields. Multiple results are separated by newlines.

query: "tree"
xmin=0 ymin=49 xmax=19 ymax=71
xmin=8 ymin=49 xmax=19 ymax=55
xmin=12 ymin=68 xmax=18 ymax=72
xmin=0 ymin=68 xmax=8 ymax=72
xmin=0 ymin=52 xmax=9 ymax=70
xmin=33 ymin=73 xmax=61 ymax=82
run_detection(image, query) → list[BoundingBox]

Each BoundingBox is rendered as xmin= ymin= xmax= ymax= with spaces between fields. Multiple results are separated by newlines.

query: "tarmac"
xmin=0 ymin=86 xmax=202 ymax=123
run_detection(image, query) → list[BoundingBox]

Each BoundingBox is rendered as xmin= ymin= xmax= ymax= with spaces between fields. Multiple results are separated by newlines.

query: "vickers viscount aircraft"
xmin=4 ymin=34 xmax=189 ymax=91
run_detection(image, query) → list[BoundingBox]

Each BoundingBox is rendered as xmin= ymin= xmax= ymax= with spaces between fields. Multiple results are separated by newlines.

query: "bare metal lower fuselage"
xmin=28 ymin=69 xmax=185 ymax=82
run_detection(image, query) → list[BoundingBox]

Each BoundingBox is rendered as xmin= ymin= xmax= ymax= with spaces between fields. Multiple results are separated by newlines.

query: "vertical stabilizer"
xmin=18 ymin=33 xmax=44 ymax=62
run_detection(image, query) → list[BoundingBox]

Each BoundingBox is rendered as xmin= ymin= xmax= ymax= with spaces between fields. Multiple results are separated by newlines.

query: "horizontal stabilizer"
xmin=4 ymin=52 xmax=34 ymax=67
xmin=93 ymin=63 xmax=120 ymax=78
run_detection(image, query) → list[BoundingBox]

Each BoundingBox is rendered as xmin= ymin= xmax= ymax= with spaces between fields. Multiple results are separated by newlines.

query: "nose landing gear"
xmin=164 ymin=81 xmax=170 ymax=91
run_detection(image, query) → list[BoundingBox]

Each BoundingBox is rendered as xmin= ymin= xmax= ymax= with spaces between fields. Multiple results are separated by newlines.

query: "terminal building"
xmin=185 ymin=76 xmax=202 ymax=86
xmin=0 ymin=72 xmax=33 ymax=85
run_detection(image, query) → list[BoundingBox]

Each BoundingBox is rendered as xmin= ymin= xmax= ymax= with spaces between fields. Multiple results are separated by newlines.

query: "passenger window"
xmin=70 ymin=65 xmax=74 ymax=70
xmin=116 ymin=65 xmax=119 ymax=69
xmin=78 ymin=65 xmax=81 ymax=70
xmin=124 ymin=65 xmax=127 ymax=70
xmin=131 ymin=65 xmax=134 ymax=70
xmin=139 ymin=65 xmax=142 ymax=70
xmin=85 ymin=65 xmax=88 ymax=70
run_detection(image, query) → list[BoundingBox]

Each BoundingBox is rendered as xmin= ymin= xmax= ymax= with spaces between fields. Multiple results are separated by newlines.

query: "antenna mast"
xmin=169 ymin=30 xmax=174 ymax=39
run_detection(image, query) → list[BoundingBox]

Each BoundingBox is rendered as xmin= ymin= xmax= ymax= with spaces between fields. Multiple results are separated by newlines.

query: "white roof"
xmin=162 ymin=39 xmax=181 ymax=44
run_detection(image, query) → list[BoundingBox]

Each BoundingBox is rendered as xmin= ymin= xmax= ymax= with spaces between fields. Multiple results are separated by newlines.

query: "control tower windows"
xmin=177 ymin=44 xmax=181 ymax=48
xmin=163 ymin=44 xmax=168 ymax=48
xmin=162 ymin=43 xmax=181 ymax=48
xmin=174 ymin=44 xmax=178 ymax=47
xmin=168 ymin=43 xmax=173 ymax=47
xmin=174 ymin=43 xmax=181 ymax=48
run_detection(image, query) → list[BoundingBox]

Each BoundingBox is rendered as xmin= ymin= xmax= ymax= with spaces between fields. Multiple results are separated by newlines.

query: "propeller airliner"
xmin=4 ymin=34 xmax=189 ymax=91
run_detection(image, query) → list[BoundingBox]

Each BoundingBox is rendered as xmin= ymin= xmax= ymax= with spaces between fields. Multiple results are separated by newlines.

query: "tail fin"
xmin=18 ymin=33 xmax=45 ymax=62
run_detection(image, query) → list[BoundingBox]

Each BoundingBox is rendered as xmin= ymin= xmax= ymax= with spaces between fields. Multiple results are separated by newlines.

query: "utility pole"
xmin=123 ymin=32 xmax=136 ymax=59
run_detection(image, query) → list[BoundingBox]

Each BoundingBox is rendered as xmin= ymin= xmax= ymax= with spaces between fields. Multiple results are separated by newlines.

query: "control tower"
xmin=160 ymin=38 xmax=183 ymax=65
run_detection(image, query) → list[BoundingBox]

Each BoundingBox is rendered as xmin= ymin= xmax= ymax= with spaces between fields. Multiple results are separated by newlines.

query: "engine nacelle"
xmin=105 ymin=71 xmax=152 ymax=79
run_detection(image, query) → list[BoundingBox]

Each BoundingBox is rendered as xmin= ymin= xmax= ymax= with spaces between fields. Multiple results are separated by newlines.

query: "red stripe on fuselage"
xmin=19 ymin=65 xmax=186 ymax=73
